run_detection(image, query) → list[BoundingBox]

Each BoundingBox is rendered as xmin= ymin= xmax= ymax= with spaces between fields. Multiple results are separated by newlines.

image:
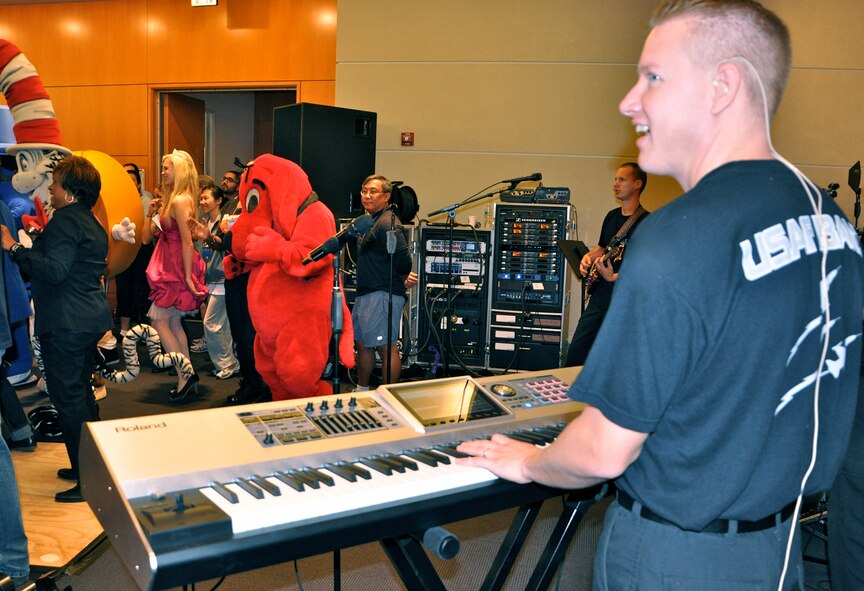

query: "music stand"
xmin=557 ymin=239 xmax=590 ymax=313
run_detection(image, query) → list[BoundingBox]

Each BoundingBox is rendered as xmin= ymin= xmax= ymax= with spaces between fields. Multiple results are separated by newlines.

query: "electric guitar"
xmin=583 ymin=237 xmax=628 ymax=297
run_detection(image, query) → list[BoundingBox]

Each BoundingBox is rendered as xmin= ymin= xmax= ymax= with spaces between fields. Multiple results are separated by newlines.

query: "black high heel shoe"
xmin=169 ymin=373 xmax=199 ymax=403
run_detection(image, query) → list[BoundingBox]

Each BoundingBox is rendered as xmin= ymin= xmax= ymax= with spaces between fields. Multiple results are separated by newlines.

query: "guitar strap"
xmin=610 ymin=205 xmax=647 ymax=244
xmin=583 ymin=205 xmax=647 ymax=306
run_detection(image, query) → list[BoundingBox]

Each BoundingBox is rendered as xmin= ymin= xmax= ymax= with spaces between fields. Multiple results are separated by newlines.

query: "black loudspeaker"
xmin=272 ymin=103 xmax=376 ymax=220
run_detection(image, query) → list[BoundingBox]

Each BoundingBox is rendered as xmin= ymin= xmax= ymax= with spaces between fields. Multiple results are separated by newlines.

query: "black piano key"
xmin=534 ymin=427 xmax=562 ymax=440
xmin=358 ymin=457 xmax=393 ymax=475
xmin=423 ymin=449 xmax=452 ymax=464
xmin=235 ymin=478 xmax=265 ymax=500
xmin=210 ymin=481 xmax=239 ymax=504
xmin=402 ymin=450 xmax=439 ymax=467
xmin=513 ymin=431 xmax=548 ymax=445
xmin=289 ymin=470 xmax=321 ymax=489
xmin=433 ymin=444 xmax=470 ymax=459
xmin=341 ymin=462 xmax=373 ymax=480
xmin=251 ymin=475 xmax=281 ymax=496
xmin=273 ymin=471 xmax=305 ymax=492
xmin=506 ymin=432 xmax=539 ymax=444
xmin=528 ymin=429 xmax=556 ymax=444
xmin=303 ymin=468 xmax=335 ymax=487
xmin=382 ymin=454 xmax=418 ymax=471
xmin=323 ymin=463 xmax=358 ymax=483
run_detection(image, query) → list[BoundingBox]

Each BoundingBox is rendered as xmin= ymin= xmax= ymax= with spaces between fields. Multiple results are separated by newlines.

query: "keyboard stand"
xmin=378 ymin=502 xmax=547 ymax=591
xmin=523 ymin=484 xmax=610 ymax=590
xmin=378 ymin=485 xmax=606 ymax=591
xmin=479 ymin=501 xmax=545 ymax=591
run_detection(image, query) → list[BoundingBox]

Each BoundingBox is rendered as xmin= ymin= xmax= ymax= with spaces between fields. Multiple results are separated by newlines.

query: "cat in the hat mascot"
xmin=0 ymin=39 xmax=140 ymax=276
xmin=227 ymin=155 xmax=354 ymax=400
xmin=0 ymin=40 xmax=197 ymax=390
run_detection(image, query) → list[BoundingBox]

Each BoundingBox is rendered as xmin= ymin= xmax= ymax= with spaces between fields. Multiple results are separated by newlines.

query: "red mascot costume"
xmin=229 ymin=154 xmax=354 ymax=400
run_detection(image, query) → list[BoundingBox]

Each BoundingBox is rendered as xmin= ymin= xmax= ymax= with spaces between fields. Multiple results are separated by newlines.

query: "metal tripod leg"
xmin=523 ymin=491 xmax=602 ymax=591
xmin=379 ymin=535 xmax=447 ymax=591
xmin=479 ymin=501 xmax=544 ymax=591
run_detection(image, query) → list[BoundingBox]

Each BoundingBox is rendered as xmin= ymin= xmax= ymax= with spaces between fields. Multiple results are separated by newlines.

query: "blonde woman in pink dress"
xmin=141 ymin=150 xmax=208 ymax=401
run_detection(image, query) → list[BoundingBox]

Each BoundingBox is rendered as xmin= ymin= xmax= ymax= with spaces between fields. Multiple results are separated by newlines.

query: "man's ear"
xmin=710 ymin=62 xmax=741 ymax=114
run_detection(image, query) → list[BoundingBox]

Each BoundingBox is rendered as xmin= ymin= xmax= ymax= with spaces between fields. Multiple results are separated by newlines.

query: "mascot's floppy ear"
xmin=275 ymin=158 xmax=314 ymax=236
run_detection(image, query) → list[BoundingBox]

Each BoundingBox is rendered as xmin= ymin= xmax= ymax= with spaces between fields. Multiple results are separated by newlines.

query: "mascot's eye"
xmin=245 ymin=188 xmax=260 ymax=213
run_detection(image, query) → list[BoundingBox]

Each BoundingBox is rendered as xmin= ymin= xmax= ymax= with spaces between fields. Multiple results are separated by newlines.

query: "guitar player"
xmin=565 ymin=162 xmax=649 ymax=366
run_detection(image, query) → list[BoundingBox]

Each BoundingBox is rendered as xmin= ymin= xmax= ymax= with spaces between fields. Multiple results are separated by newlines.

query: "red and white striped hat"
xmin=0 ymin=39 xmax=70 ymax=156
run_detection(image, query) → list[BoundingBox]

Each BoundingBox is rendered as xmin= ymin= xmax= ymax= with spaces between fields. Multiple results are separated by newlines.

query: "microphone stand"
xmin=854 ymin=188 xmax=861 ymax=231
xmin=385 ymin=209 xmax=396 ymax=384
xmin=329 ymin=253 xmax=344 ymax=393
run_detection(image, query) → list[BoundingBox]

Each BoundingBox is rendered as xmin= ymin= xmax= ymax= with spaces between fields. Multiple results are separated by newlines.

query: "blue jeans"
xmin=0 ymin=437 xmax=29 ymax=579
xmin=593 ymin=500 xmax=803 ymax=590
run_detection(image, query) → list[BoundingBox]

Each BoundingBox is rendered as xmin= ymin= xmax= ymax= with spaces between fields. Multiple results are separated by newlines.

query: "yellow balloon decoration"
xmin=73 ymin=150 xmax=142 ymax=279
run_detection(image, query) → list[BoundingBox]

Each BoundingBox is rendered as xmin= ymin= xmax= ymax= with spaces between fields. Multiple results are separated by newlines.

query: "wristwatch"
xmin=8 ymin=243 xmax=23 ymax=257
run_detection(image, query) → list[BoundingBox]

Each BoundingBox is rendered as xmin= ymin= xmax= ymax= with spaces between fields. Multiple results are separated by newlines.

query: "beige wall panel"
xmin=146 ymin=0 xmax=336 ymax=84
xmin=773 ymin=69 xmax=864 ymax=167
xmin=48 ymin=85 xmax=149 ymax=156
xmin=375 ymin=151 xmax=682 ymax=242
xmin=338 ymin=0 xmax=652 ymax=63
xmin=0 ymin=1 xmax=148 ymax=86
xmin=338 ymin=63 xmax=639 ymax=156
xmin=763 ymin=0 xmax=864 ymax=69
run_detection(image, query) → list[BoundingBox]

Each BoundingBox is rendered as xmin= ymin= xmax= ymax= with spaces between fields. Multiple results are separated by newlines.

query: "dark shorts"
xmin=352 ymin=291 xmax=405 ymax=347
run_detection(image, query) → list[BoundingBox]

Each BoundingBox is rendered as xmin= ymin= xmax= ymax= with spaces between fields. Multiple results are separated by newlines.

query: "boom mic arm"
xmin=502 ymin=172 xmax=542 ymax=185
xmin=302 ymin=214 xmax=373 ymax=265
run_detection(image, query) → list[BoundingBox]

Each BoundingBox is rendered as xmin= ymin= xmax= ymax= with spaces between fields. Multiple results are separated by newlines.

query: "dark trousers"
xmin=0 ymin=366 xmax=30 ymax=441
xmin=565 ymin=298 xmax=609 ymax=366
xmin=829 ymin=374 xmax=864 ymax=590
xmin=115 ymin=242 xmax=154 ymax=322
xmin=224 ymin=273 xmax=266 ymax=393
xmin=594 ymin=500 xmax=803 ymax=590
xmin=39 ymin=330 xmax=101 ymax=478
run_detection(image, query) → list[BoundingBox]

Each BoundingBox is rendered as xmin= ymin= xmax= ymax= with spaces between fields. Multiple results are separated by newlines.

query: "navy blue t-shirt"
xmin=570 ymin=160 xmax=864 ymax=530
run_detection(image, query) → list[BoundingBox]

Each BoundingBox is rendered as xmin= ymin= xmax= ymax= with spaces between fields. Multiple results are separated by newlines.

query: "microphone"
xmin=501 ymin=172 xmax=542 ymax=185
xmin=302 ymin=214 xmax=373 ymax=265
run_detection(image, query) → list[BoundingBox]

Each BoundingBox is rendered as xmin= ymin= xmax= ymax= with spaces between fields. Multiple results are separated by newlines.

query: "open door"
xmin=161 ymin=93 xmax=205 ymax=176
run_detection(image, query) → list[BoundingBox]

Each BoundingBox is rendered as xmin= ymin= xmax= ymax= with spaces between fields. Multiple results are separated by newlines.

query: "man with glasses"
xmin=352 ymin=175 xmax=414 ymax=390
xmin=219 ymin=170 xmax=241 ymax=216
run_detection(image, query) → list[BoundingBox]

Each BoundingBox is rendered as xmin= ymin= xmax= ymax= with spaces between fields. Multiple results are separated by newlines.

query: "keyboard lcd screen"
xmin=385 ymin=378 xmax=510 ymax=428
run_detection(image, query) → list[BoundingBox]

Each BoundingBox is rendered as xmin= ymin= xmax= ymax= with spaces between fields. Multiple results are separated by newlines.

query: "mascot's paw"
xmin=245 ymin=226 xmax=285 ymax=263
xmin=21 ymin=198 xmax=48 ymax=236
xmin=111 ymin=217 xmax=136 ymax=244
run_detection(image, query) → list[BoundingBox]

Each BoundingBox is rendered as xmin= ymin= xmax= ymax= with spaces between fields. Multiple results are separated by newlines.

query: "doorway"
xmin=158 ymin=88 xmax=297 ymax=179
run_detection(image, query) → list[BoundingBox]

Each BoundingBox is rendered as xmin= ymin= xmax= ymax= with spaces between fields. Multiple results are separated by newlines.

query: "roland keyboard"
xmin=80 ymin=367 xmax=583 ymax=591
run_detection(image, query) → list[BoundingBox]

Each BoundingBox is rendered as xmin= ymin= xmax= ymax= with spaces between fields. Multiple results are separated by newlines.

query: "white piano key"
xmin=200 ymin=456 xmax=498 ymax=534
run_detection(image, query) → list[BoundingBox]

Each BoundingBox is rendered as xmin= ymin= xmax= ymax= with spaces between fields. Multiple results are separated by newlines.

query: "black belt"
xmin=616 ymin=490 xmax=796 ymax=534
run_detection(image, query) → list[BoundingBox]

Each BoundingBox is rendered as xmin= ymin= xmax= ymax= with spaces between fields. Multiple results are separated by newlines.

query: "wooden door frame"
xmin=148 ymin=83 xmax=300 ymax=192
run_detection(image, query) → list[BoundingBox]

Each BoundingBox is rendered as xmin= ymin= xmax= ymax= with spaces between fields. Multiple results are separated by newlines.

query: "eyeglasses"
xmin=360 ymin=188 xmax=386 ymax=196
xmin=221 ymin=176 xmax=238 ymax=183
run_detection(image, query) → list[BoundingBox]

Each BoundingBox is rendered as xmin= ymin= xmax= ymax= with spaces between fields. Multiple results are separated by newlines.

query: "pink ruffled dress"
xmin=146 ymin=219 xmax=208 ymax=314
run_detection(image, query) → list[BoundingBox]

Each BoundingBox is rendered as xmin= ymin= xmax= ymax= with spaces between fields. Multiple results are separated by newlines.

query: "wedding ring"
xmin=483 ymin=447 xmax=490 ymax=458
